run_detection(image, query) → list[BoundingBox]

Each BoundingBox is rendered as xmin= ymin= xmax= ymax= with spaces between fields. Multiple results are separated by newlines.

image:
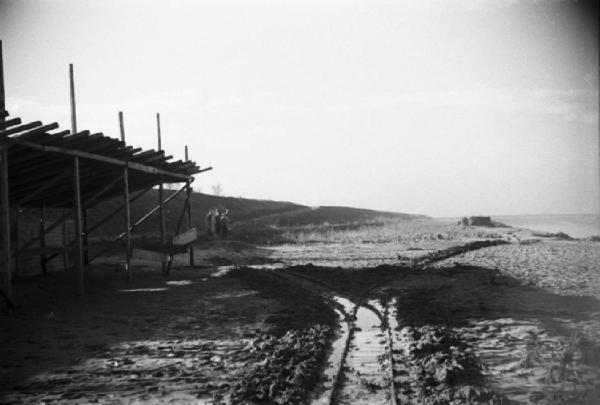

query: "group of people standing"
xmin=205 ymin=209 xmax=231 ymax=239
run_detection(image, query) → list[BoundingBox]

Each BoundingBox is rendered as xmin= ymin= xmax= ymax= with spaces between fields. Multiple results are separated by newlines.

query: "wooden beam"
xmin=0 ymin=122 xmax=57 ymax=138
xmin=0 ymin=117 xmax=21 ymax=131
xmin=117 ymin=182 xmax=188 ymax=239
xmin=73 ymin=156 xmax=84 ymax=295
xmin=1 ymin=136 xmax=193 ymax=180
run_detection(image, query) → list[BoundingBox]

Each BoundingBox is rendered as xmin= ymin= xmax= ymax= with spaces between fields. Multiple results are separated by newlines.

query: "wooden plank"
xmin=73 ymin=156 xmax=84 ymax=295
xmin=172 ymin=227 xmax=197 ymax=246
xmin=131 ymin=248 xmax=168 ymax=263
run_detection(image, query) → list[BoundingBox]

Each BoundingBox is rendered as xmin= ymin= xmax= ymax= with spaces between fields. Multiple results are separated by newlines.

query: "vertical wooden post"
xmin=1 ymin=149 xmax=12 ymax=302
xmin=123 ymin=165 xmax=131 ymax=282
xmin=73 ymin=157 xmax=84 ymax=296
xmin=185 ymin=145 xmax=194 ymax=267
xmin=40 ymin=205 xmax=47 ymax=275
xmin=119 ymin=111 xmax=125 ymax=142
xmin=62 ymin=213 xmax=69 ymax=269
xmin=69 ymin=63 xmax=77 ymax=134
xmin=83 ymin=209 xmax=89 ymax=265
xmin=0 ymin=40 xmax=12 ymax=303
xmin=119 ymin=112 xmax=131 ymax=282
xmin=157 ymin=113 xmax=167 ymax=275
xmin=13 ymin=206 xmax=19 ymax=278
xmin=70 ymin=63 xmax=83 ymax=294
xmin=0 ymin=41 xmax=5 ymax=118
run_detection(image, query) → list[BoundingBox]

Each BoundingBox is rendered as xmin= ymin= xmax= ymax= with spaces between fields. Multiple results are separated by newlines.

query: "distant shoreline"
xmin=436 ymin=214 xmax=599 ymax=239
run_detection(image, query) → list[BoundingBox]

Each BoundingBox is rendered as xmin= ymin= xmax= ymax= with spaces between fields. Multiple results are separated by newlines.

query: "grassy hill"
xmin=85 ymin=189 xmax=423 ymax=243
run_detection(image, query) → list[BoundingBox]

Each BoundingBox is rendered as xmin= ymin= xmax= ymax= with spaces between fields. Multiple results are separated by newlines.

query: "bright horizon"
xmin=1 ymin=0 xmax=598 ymax=217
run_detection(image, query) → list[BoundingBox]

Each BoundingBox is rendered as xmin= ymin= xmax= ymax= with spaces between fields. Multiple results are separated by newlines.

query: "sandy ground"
xmin=0 ymin=261 xmax=291 ymax=404
xmin=2 ymin=221 xmax=600 ymax=404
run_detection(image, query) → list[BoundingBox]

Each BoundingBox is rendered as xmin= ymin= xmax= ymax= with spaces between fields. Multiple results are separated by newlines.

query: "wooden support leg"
xmin=13 ymin=206 xmax=18 ymax=278
xmin=186 ymin=181 xmax=194 ymax=267
xmin=83 ymin=208 xmax=89 ymax=265
xmin=62 ymin=214 xmax=69 ymax=269
xmin=40 ymin=204 xmax=47 ymax=275
xmin=159 ymin=179 xmax=166 ymax=275
xmin=73 ymin=156 xmax=84 ymax=296
xmin=1 ymin=148 xmax=12 ymax=304
xmin=184 ymin=146 xmax=194 ymax=267
xmin=123 ymin=165 xmax=131 ymax=282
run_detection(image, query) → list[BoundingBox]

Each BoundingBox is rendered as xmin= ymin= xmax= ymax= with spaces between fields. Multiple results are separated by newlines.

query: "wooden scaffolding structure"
xmin=0 ymin=41 xmax=211 ymax=308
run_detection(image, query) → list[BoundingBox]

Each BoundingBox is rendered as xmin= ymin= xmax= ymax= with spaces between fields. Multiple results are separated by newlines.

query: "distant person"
xmin=215 ymin=209 xmax=222 ymax=237
xmin=205 ymin=210 xmax=213 ymax=236
xmin=220 ymin=209 xmax=231 ymax=239
xmin=210 ymin=209 xmax=217 ymax=236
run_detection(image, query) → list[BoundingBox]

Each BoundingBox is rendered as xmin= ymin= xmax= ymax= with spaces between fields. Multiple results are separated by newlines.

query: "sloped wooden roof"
xmin=0 ymin=111 xmax=209 ymax=208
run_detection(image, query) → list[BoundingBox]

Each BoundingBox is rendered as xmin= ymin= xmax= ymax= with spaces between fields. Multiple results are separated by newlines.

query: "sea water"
xmin=494 ymin=214 xmax=599 ymax=239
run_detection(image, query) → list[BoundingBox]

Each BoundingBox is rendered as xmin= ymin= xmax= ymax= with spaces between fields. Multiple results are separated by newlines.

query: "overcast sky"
xmin=1 ymin=0 xmax=598 ymax=217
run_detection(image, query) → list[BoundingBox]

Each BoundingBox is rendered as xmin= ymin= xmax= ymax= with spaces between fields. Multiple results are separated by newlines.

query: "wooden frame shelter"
xmin=0 ymin=40 xmax=212 ymax=309
xmin=0 ymin=114 xmax=210 ymax=303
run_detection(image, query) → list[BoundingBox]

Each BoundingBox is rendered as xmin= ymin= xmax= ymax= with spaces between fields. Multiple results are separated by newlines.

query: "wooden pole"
xmin=73 ymin=157 xmax=84 ymax=295
xmin=0 ymin=40 xmax=5 ymax=118
xmin=62 ymin=211 xmax=69 ymax=269
xmin=119 ymin=111 xmax=125 ymax=142
xmin=69 ymin=63 xmax=77 ymax=134
xmin=40 ymin=205 xmax=47 ymax=275
xmin=1 ymin=149 xmax=12 ymax=302
xmin=123 ymin=165 xmax=131 ymax=282
xmin=119 ymin=112 xmax=131 ymax=281
xmin=13 ymin=206 xmax=18 ymax=278
xmin=83 ymin=209 xmax=89 ymax=265
xmin=0 ymin=40 xmax=12 ymax=304
xmin=185 ymin=145 xmax=194 ymax=266
xmin=157 ymin=113 xmax=166 ymax=275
